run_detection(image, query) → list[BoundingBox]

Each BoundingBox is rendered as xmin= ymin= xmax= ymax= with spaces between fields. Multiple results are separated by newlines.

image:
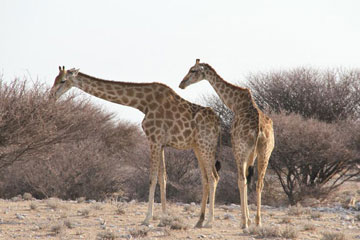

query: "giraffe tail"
xmin=215 ymin=160 xmax=221 ymax=172
xmin=246 ymin=165 xmax=254 ymax=187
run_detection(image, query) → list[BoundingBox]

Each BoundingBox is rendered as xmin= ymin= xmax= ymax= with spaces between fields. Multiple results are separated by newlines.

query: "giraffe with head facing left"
xmin=51 ymin=66 xmax=220 ymax=228
xmin=179 ymin=59 xmax=275 ymax=229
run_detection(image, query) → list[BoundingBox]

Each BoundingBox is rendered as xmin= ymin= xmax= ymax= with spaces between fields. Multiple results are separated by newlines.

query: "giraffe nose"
xmin=179 ymin=80 xmax=187 ymax=89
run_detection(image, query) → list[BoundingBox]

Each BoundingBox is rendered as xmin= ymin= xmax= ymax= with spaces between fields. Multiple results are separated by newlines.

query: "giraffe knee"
xmin=256 ymin=181 xmax=264 ymax=191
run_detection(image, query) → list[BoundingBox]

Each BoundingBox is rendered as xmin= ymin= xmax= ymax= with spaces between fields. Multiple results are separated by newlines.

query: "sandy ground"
xmin=0 ymin=192 xmax=359 ymax=240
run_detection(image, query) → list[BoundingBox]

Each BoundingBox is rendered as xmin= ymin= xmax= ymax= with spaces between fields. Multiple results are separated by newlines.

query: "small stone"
xmin=15 ymin=213 xmax=25 ymax=220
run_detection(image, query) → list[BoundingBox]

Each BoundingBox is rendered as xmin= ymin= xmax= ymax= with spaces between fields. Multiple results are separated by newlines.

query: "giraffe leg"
xmin=245 ymin=150 xmax=257 ymax=226
xmin=142 ymin=144 xmax=162 ymax=226
xmin=255 ymin=140 xmax=273 ymax=226
xmin=193 ymin=149 xmax=209 ymax=228
xmin=203 ymin=170 xmax=218 ymax=228
xmin=237 ymin=161 xmax=249 ymax=229
xmin=157 ymin=149 xmax=167 ymax=214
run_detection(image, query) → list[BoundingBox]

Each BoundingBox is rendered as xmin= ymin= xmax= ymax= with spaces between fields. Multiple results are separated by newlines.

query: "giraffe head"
xmin=179 ymin=59 xmax=207 ymax=89
xmin=51 ymin=66 xmax=79 ymax=99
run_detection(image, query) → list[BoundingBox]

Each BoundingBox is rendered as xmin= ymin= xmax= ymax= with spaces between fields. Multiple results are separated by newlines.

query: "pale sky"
xmin=1 ymin=0 xmax=359 ymax=124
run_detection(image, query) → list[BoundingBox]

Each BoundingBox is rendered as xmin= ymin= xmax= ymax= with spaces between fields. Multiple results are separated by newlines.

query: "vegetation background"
xmin=0 ymin=67 xmax=359 ymax=207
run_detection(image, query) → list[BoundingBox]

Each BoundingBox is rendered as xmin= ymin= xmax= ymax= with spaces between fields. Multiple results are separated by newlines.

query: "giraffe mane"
xmin=201 ymin=63 xmax=248 ymax=92
xmin=201 ymin=63 xmax=260 ymax=109
xmin=77 ymin=72 xmax=172 ymax=89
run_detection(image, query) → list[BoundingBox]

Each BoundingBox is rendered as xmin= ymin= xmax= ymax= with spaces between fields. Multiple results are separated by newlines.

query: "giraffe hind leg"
xmin=255 ymin=130 xmax=274 ymax=226
xmin=194 ymin=148 xmax=209 ymax=228
xmin=157 ymin=150 xmax=167 ymax=214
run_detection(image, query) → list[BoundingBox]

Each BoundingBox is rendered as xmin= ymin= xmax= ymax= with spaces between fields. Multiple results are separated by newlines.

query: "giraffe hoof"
xmin=141 ymin=220 xmax=150 ymax=226
xmin=194 ymin=221 xmax=203 ymax=228
xmin=241 ymin=223 xmax=248 ymax=229
xmin=203 ymin=222 xmax=213 ymax=228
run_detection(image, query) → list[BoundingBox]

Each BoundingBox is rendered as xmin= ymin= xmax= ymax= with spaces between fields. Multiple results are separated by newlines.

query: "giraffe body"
xmin=52 ymin=67 xmax=220 ymax=227
xmin=179 ymin=60 xmax=275 ymax=229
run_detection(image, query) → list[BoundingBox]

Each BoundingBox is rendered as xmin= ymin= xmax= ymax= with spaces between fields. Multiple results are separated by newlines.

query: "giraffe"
xmin=51 ymin=66 xmax=221 ymax=228
xmin=179 ymin=59 xmax=275 ymax=229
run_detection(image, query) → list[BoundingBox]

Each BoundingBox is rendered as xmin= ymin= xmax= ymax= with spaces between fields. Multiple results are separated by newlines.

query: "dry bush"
xmin=0 ymin=77 xmax=145 ymax=200
xmin=247 ymin=67 xmax=360 ymax=122
xmin=270 ymin=113 xmax=359 ymax=205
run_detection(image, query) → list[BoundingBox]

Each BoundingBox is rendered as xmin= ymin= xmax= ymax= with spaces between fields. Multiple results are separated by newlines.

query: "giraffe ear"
xmin=196 ymin=59 xmax=200 ymax=65
xmin=58 ymin=66 xmax=62 ymax=72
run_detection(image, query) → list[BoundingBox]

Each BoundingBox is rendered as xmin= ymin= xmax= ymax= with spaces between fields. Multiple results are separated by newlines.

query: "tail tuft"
xmin=215 ymin=160 xmax=221 ymax=172
xmin=247 ymin=165 xmax=254 ymax=186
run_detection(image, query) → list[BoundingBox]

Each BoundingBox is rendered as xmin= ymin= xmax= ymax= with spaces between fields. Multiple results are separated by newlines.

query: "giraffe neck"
xmin=72 ymin=72 xmax=152 ymax=113
xmin=204 ymin=65 xmax=253 ymax=113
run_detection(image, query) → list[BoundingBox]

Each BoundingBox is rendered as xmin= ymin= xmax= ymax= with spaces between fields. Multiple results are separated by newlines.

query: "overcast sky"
xmin=1 ymin=0 xmax=359 ymax=124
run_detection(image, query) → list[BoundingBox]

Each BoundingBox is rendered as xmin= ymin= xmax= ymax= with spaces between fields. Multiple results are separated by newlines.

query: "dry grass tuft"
xmin=76 ymin=197 xmax=86 ymax=203
xmin=310 ymin=211 xmax=322 ymax=219
xmin=30 ymin=202 xmax=38 ymax=210
xmin=23 ymin=192 xmax=33 ymax=200
xmin=92 ymin=203 xmax=104 ymax=211
xmin=183 ymin=205 xmax=196 ymax=213
xmin=96 ymin=230 xmax=117 ymax=240
xmin=50 ymin=223 xmax=63 ymax=235
xmin=129 ymin=226 xmax=149 ymax=238
xmin=282 ymin=226 xmax=299 ymax=239
xmin=46 ymin=199 xmax=61 ymax=210
xmin=248 ymin=225 xmax=282 ymax=238
xmin=115 ymin=203 xmax=125 ymax=215
xmin=78 ymin=209 xmax=90 ymax=217
xmin=288 ymin=205 xmax=310 ymax=216
xmin=321 ymin=232 xmax=347 ymax=240
xmin=303 ymin=223 xmax=316 ymax=231
xmin=64 ymin=219 xmax=76 ymax=229
xmin=249 ymin=225 xmax=298 ymax=239
xmin=280 ymin=217 xmax=292 ymax=224
xmin=158 ymin=214 xmax=188 ymax=230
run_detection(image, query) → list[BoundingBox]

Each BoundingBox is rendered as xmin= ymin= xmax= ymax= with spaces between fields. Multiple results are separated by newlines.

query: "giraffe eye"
xmin=190 ymin=70 xmax=196 ymax=73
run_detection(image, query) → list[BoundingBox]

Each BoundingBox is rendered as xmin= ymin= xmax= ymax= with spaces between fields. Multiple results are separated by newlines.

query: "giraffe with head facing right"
xmin=179 ymin=59 xmax=275 ymax=229
xmin=51 ymin=66 xmax=221 ymax=228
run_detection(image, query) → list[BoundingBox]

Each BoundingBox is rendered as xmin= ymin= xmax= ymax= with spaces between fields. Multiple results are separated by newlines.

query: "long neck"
xmin=72 ymin=72 xmax=150 ymax=113
xmin=204 ymin=66 xmax=254 ymax=113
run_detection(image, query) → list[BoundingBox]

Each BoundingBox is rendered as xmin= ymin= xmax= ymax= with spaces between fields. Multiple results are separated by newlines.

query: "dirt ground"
xmin=0 ymin=183 xmax=359 ymax=240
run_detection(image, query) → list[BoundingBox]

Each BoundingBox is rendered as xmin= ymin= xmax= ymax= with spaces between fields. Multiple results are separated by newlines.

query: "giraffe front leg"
xmin=195 ymin=178 xmax=209 ymax=228
xmin=203 ymin=176 xmax=218 ymax=228
xmin=142 ymin=145 xmax=162 ymax=226
xmin=238 ymin=177 xmax=249 ymax=229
